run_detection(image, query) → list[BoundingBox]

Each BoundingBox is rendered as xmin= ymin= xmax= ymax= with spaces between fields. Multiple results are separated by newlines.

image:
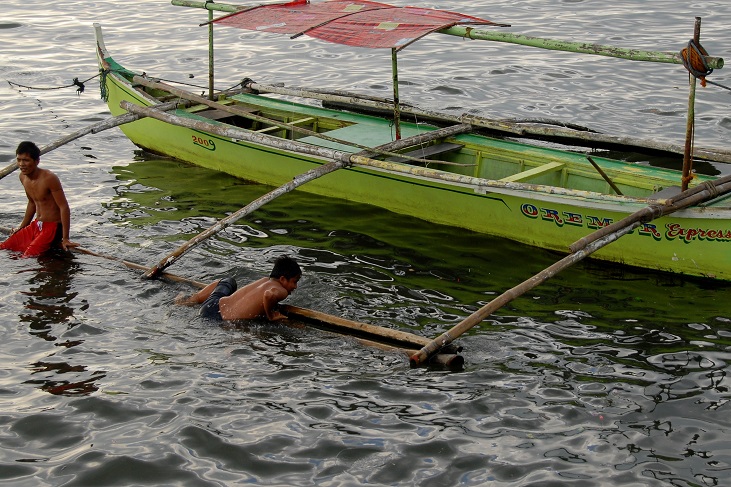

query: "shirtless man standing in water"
xmin=0 ymin=141 xmax=79 ymax=257
xmin=175 ymin=256 xmax=301 ymax=321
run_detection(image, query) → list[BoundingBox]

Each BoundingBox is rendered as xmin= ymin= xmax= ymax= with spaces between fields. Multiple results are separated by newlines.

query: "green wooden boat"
xmin=94 ymin=1 xmax=731 ymax=280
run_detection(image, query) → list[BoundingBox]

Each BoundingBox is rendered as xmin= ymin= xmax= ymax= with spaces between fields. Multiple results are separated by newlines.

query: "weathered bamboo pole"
xmin=569 ymin=174 xmax=731 ymax=253
xmin=282 ymin=305 xmax=433 ymax=349
xmin=207 ymin=7 xmax=214 ymax=100
xmin=447 ymin=26 xmax=723 ymax=68
xmin=142 ymin=159 xmax=347 ymax=279
xmin=132 ymin=105 xmax=470 ymax=278
xmin=409 ymin=222 xmax=639 ymax=366
xmin=132 ymin=76 xmax=474 ymax=165
xmin=681 ymin=18 xmax=702 ymax=191
xmin=118 ymin=100 xmax=671 ymax=205
xmin=170 ymin=0 xmax=723 ymax=69
xmin=411 ymin=170 xmax=731 ymax=365
xmin=391 ymin=48 xmax=401 ymax=140
xmin=244 ymin=81 xmax=731 ymax=164
xmin=73 ymin=245 xmax=208 ymax=288
xmin=1 ymin=226 xmax=461 ymax=365
xmin=0 ymin=101 xmax=182 ymax=181
xmin=243 ymin=80 xmax=526 ymax=135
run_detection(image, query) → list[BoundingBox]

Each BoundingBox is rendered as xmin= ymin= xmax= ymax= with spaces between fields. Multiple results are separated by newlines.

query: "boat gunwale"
xmin=98 ymin=59 xmax=712 ymax=210
xmin=93 ymin=22 xmax=731 ymax=280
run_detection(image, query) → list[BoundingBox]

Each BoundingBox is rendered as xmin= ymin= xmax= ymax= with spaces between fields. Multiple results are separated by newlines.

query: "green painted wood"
xmin=96 ymin=24 xmax=731 ymax=280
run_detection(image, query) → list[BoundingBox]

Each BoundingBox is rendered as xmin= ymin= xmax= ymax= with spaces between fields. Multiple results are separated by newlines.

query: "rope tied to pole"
xmin=700 ymin=179 xmax=720 ymax=199
xmin=681 ymin=39 xmax=713 ymax=87
xmin=7 ymin=72 xmax=101 ymax=94
xmin=681 ymin=171 xmax=696 ymax=189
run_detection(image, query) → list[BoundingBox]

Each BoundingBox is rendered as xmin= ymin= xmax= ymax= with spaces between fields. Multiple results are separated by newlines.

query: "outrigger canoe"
xmin=94 ymin=0 xmax=731 ymax=280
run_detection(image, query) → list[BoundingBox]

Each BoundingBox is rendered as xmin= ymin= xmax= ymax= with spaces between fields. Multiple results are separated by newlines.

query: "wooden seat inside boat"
xmin=386 ymin=142 xmax=463 ymax=163
xmin=500 ymin=161 xmax=565 ymax=183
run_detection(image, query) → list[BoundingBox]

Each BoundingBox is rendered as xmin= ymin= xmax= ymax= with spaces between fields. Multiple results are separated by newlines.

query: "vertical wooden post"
xmin=681 ymin=17 xmax=702 ymax=191
xmin=391 ymin=48 xmax=401 ymax=140
xmin=208 ymin=2 xmax=215 ymax=100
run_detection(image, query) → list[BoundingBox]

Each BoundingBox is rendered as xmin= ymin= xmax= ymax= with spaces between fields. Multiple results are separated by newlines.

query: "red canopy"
xmin=213 ymin=0 xmax=507 ymax=50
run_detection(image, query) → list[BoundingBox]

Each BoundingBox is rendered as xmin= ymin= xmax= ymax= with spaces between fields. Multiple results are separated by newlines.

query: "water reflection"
xmin=16 ymin=252 xmax=105 ymax=396
xmin=75 ymin=154 xmax=731 ymax=486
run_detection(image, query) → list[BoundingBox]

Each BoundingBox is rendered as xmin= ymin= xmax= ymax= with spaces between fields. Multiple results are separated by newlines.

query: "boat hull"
xmin=96 ymin=32 xmax=731 ymax=280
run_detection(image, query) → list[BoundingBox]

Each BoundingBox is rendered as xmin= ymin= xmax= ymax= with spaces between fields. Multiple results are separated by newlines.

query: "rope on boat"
xmin=7 ymin=68 xmax=226 ymax=102
xmin=681 ymin=39 xmax=731 ymax=92
xmin=682 ymin=39 xmax=713 ymax=87
xmin=6 ymin=73 xmax=100 ymax=95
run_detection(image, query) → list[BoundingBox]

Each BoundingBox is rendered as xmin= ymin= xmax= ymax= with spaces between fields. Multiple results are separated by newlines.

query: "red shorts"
xmin=0 ymin=220 xmax=62 ymax=257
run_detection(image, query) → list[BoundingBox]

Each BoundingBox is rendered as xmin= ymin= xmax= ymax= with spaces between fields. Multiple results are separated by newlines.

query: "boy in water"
xmin=175 ymin=256 xmax=301 ymax=321
xmin=0 ymin=141 xmax=79 ymax=257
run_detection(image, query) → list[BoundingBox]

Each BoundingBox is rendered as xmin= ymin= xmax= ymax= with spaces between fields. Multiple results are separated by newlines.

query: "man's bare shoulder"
xmin=40 ymin=168 xmax=62 ymax=188
xmin=21 ymin=167 xmax=60 ymax=186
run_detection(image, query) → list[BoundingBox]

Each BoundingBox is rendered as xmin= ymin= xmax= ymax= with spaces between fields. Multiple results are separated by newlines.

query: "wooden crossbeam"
xmin=500 ymin=161 xmax=565 ymax=183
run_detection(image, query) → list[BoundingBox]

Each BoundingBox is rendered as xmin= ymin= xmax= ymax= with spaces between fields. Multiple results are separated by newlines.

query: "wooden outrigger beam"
xmin=170 ymin=0 xmax=723 ymax=69
xmin=242 ymin=80 xmax=731 ymax=164
xmin=0 ymin=100 xmax=184 ymax=181
xmin=117 ymin=101 xmax=684 ymax=205
xmin=410 ymin=174 xmax=731 ymax=366
xmin=0 ymin=227 xmax=462 ymax=367
xmin=135 ymin=101 xmax=471 ymax=278
xmin=132 ymin=76 xmax=474 ymax=165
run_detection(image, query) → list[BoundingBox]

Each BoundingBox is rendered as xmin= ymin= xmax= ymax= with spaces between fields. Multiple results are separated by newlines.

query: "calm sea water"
xmin=1 ymin=1 xmax=731 ymax=485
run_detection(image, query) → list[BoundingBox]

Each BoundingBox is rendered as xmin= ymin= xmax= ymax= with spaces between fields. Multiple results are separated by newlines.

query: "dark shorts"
xmin=199 ymin=277 xmax=237 ymax=320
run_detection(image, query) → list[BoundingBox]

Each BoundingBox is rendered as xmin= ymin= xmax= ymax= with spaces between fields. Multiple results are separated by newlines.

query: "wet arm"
xmin=262 ymin=288 xmax=287 ymax=321
xmin=50 ymin=179 xmax=78 ymax=250
xmin=17 ymin=198 xmax=36 ymax=231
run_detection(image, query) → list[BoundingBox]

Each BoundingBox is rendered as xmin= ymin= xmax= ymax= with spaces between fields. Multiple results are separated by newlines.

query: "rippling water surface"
xmin=1 ymin=1 xmax=731 ymax=485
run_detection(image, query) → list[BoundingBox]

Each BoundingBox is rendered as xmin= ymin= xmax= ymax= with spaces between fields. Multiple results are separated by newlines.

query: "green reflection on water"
xmin=107 ymin=157 xmax=731 ymax=341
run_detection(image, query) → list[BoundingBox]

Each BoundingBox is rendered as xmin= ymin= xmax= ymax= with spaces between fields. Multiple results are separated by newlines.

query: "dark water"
xmin=2 ymin=1 xmax=731 ymax=485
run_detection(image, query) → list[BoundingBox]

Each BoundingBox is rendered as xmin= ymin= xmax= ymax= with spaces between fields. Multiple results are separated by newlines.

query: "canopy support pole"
xmin=391 ymin=48 xmax=401 ymax=140
xmin=208 ymin=2 xmax=215 ymax=100
xmin=681 ymin=17 xmax=702 ymax=191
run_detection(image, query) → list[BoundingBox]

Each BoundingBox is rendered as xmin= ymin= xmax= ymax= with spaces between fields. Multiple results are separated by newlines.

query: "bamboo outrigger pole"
xmin=127 ymin=100 xmax=471 ymax=278
xmin=409 ymin=223 xmax=639 ymax=366
xmin=131 ymin=76 xmax=474 ymax=165
xmin=410 ymin=175 xmax=731 ymax=366
xmin=142 ymin=159 xmax=348 ymax=279
xmin=0 ymin=226 xmax=462 ymax=366
xmin=241 ymin=80 xmax=731 ymax=164
xmin=0 ymin=100 xmax=182 ymax=181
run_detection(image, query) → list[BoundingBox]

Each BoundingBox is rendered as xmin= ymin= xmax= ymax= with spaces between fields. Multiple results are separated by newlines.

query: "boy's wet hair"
xmin=270 ymin=256 xmax=301 ymax=279
xmin=16 ymin=141 xmax=41 ymax=161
